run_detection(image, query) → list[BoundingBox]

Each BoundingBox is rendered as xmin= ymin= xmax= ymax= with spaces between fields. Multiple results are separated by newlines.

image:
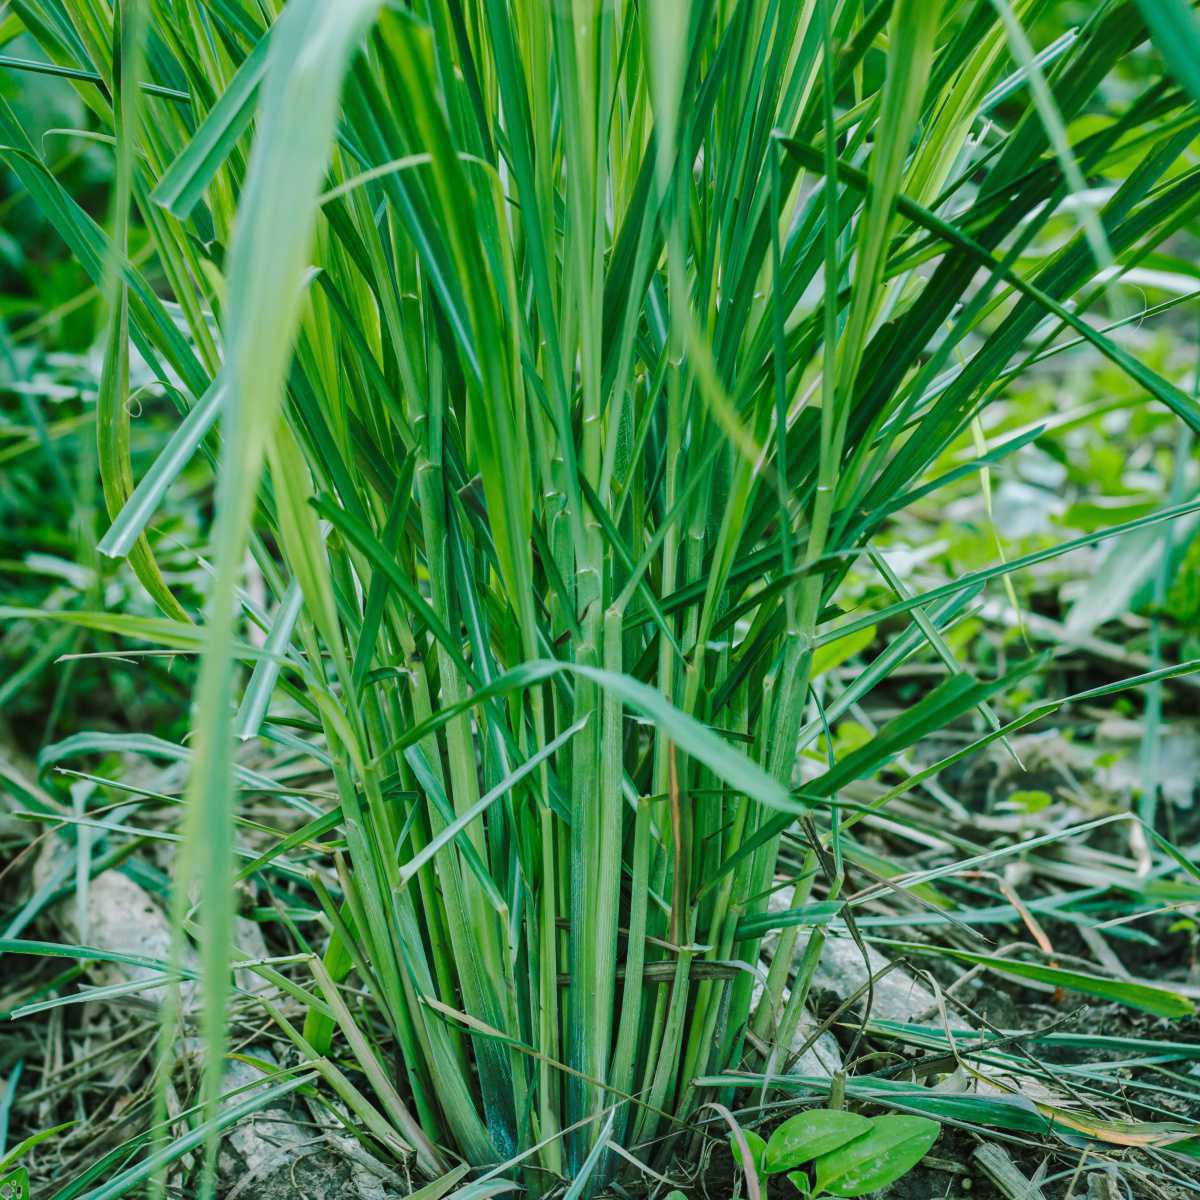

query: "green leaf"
xmin=813 ymin=1115 xmax=940 ymax=1198
xmin=95 ymin=7 xmax=189 ymax=625
xmin=1135 ymin=0 xmax=1200 ymax=105
xmin=235 ymin=579 xmax=304 ymax=740
xmin=780 ymin=137 xmax=1200 ymax=436
xmin=0 ymin=937 xmax=195 ymax=982
xmin=169 ymin=0 xmax=386 ymax=1182
xmin=882 ymin=941 xmax=1194 ymax=1018
xmin=568 ymin=662 xmax=796 ymax=815
xmin=730 ymin=1128 xmax=766 ymax=1179
xmin=152 ymin=28 xmax=272 ymax=219
xmin=0 ymin=1124 xmax=73 ymax=1174
xmin=97 ymin=378 xmax=223 ymax=560
xmin=374 ymin=657 xmax=798 ymax=818
xmin=810 ymin=626 xmax=875 ymax=679
xmin=763 ymin=1109 xmax=872 ymax=1174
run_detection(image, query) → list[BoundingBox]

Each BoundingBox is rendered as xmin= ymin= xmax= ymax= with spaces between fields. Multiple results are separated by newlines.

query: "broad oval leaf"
xmin=813 ymin=1114 xmax=940 ymax=1198
xmin=729 ymin=1129 xmax=767 ymax=1179
xmin=763 ymin=1109 xmax=872 ymax=1174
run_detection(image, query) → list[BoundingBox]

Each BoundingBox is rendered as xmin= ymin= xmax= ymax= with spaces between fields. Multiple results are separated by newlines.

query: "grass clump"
xmin=5 ymin=0 xmax=1200 ymax=1195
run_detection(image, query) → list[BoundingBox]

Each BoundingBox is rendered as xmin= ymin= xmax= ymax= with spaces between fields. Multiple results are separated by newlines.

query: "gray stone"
xmin=809 ymin=937 xmax=939 ymax=1024
xmin=750 ymin=976 xmax=844 ymax=1078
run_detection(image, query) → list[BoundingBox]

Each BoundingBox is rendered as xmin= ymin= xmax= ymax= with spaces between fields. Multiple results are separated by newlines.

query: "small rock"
xmin=750 ymin=977 xmax=844 ymax=1077
xmin=786 ymin=1009 xmax=844 ymax=1077
xmin=758 ymin=884 xmax=798 ymax=961
xmin=1085 ymin=1168 xmax=1123 ymax=1200
xmin=52 ymin=868 xmax=198 ymax=1008
xmin=44 ymin=863 xmax=269 ymax=1007
xmin=809 ymin=937 xmax=940 ymax=1024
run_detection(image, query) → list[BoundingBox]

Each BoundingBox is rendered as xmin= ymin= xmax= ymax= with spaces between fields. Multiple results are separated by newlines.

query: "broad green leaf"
xmin=813 ymin=1115 xmax=940 ymax=1197
xmin=730 ymin=1128 xmax=767 ymax=1179
xmin=763 ymin=1109 xmax=872 ymax=1174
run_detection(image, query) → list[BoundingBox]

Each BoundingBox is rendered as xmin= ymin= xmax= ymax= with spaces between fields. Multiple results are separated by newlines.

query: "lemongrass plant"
xmin=6 ymin=0 xmax=1200 ymax=1194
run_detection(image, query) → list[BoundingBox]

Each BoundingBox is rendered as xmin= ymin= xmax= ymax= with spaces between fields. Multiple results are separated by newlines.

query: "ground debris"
xmin=972 ymin=1142 xmax=1047 ymax=1200
xmin=217 ymin=1055 xmax=401 ymax=1200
